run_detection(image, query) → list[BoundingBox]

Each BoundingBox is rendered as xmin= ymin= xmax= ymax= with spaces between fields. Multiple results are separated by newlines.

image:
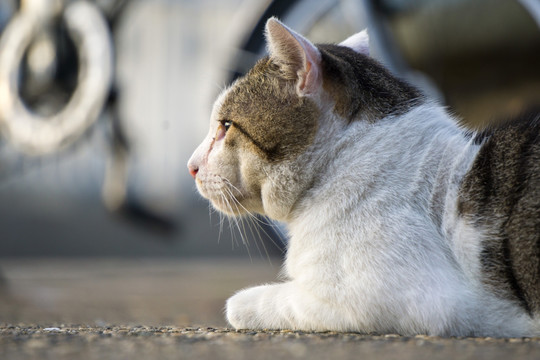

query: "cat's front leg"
xmin=226 ymin=283 xmax=294 ymax=330
xmin=226 ymin=282 xmax=347 ymax=330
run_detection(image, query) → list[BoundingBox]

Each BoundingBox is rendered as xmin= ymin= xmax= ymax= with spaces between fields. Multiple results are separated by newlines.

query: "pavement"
xmin=1 ymin=258 xmax=540 ymax=360
xmin=3 ymin=325 xmax=540 ymax=360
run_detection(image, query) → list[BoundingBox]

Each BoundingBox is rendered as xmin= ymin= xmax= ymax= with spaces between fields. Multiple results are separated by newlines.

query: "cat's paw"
xmin=226 ymin=285 xmax=279 ymax=330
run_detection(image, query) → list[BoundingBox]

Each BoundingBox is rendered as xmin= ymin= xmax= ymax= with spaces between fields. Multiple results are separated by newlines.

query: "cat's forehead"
xmin=211 ymin=84 xmax=232 ymax=122
xmin=217 ymin=57 xmax=292 ymax=119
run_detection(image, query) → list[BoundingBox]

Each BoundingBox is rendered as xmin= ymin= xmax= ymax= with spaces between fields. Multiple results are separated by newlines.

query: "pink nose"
xmin=188 ymin=164 xmax=199 ymax=179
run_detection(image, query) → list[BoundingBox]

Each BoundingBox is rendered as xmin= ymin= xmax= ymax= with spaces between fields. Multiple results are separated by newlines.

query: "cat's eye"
xmin=220 ymin=120 xmax=232 ymax=131
xmin=216 ymin=120 xmax=232 ymax=141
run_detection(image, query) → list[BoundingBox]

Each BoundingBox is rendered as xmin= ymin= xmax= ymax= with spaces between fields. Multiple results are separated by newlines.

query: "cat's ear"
xmin=265 ymin=17 xmax=322 ymax=96
xmin=339 ymin=29 xmax=370 ymax=56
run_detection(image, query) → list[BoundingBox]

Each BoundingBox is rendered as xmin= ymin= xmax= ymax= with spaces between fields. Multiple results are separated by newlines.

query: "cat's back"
xmin=458 ymin=108 xmax=540 ymax=315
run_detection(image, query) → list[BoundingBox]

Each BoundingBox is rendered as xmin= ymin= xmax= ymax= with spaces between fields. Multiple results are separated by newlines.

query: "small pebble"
xmin=43 ymin=327 xmax=61 ymax=332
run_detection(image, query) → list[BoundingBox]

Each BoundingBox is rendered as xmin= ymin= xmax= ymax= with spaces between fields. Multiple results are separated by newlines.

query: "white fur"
xmin=225 ymin=102 xmax=534 ymax=336
xmin=339 ymin=29 xmax=370 ymax=55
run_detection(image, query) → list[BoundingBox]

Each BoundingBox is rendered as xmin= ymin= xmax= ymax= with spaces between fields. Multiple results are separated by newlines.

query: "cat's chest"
xmin=283 ymin=127 xmax=480 ymax=283
xmin=285 ymin=198 xmax=418 ymax=280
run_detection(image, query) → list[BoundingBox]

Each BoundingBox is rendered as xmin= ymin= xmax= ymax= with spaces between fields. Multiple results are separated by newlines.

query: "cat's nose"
xmin=188 ymin=163 xmax=199 ymax=179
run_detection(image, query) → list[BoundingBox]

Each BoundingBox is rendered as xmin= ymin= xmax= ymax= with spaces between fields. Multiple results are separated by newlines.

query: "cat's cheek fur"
xmin=259 ymin=163 xmax=301 ymax=221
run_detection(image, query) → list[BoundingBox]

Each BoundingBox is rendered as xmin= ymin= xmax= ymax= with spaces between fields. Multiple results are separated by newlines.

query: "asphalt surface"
xmin=1 ymin=259 xmax=540 ymax=360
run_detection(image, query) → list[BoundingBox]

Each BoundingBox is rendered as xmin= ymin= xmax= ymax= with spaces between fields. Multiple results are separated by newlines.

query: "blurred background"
xmin=0 ymin=0 xmax=274 ymax=259
xmin=0 ymin=0 xmax=368 ymax=259
xmin=0 ymin=0 xmax=538 ymax=327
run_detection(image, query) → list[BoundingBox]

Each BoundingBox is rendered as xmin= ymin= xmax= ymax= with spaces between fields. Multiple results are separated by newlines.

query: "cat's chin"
xmin=210 ymin=198 xmax=246 ymax=217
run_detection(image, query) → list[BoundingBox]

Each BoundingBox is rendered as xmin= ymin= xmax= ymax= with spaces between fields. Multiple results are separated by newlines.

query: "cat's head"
xmin=188 ymin=18 xmax=418 ymax=221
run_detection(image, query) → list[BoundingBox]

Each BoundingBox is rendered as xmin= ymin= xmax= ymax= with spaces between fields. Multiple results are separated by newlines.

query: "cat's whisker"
xmin=220 ymin=189 xmax=253 ymax=260
xmin=221 ymin=178 xmax=287 ymax=257
xmin=250 ymin=217 xmax=287 ymax=257
xmin=242 ymin=213 xmax=287 ymax=251
xmin=222 ymin=186 xmax=261 ymax=262
xmin=232 ymin=216 xmax=253 ymax=261
xmin=208 ymin=202 xmax=224 ymax=244
xmin=223 ymin=186 xmax=266 ymax=259
xmin=218 ymin=192 xmax=240 ymax=249
xmin=217 ymin=206 xmax=225 ymax=244
xmin=221 ymin=178 xmax=275 ymax=226
xmin=223 ymin=186 xmax=285 ymax=263
xmin=225 ymin=190 xmax=250 ymax=245
xmin=245 ymin=215 xmax=274 ymax=264
xmin=244 ymin=215 xmax=267 ymax=261
xmin=221 ymin=178 xmax=243 ymax=195
xmin=206 ymin=200 xmax=227 ymax=245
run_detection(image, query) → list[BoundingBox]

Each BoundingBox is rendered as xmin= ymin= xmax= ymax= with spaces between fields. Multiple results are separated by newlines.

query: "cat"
xmin=188 ymin=17 xmax=540 ymax=337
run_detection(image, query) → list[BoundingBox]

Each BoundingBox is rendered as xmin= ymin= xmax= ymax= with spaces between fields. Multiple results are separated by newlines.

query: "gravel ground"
xmin=1 ymin=259 xmax=540 ymax=359
xmin=2 ymin=325 xmax=540 ymax=360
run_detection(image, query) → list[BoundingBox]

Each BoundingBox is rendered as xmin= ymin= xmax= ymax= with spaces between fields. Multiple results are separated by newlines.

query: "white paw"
xmin=226 ymin=285 xmax=277 ymax=329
